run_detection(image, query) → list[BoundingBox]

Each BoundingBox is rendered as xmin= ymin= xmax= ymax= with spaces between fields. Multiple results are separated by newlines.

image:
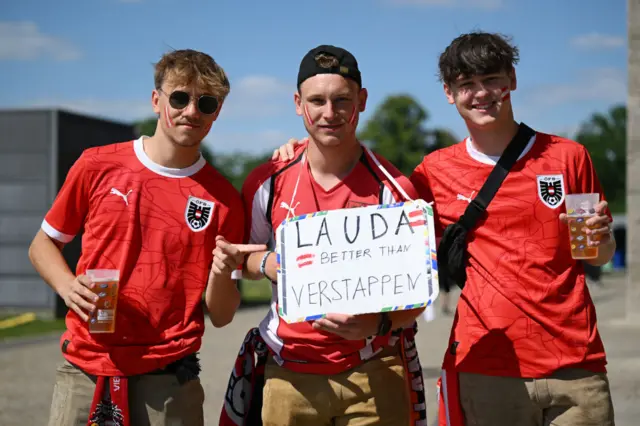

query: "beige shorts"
xmin=261 ymin=349 xmax=410 ymax=426
xmin=47 ymin=361 xmax=205 ymax=426
xmin=458 ymin=368 xmax=615 ymax=426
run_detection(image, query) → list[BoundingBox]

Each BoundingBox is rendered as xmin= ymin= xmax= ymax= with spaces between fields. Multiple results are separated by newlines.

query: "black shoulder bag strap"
xmin=459 ymin=123 xmax=536 ymax=230
xmin=438 ymin=122 xmax=536 ymax=290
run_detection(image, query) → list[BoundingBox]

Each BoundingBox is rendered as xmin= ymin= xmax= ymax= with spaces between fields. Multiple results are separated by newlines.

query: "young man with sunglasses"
xmin=29 ymin=49 xmax=261 ymax=426
xmin=219 ymin=45 xmax=428 ymax=426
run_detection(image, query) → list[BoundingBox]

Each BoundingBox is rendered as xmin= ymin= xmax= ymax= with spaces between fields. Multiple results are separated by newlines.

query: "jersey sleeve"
xmin=42 ymin=152 xmax=91 ymax=243
xmin=573 ymin=145 xmax=613 ymax=222
xmin=410 ymin=159 xmax=444 ymax=240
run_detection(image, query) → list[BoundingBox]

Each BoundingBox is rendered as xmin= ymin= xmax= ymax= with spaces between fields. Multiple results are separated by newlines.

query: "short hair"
xmin=438 ymin=32 xmax=520 ymax=85
xmin=154 ymin=49 xmax=230 ymax=99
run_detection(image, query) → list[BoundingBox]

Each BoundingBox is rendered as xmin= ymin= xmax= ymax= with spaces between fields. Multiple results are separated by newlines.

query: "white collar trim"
xmin=134 ymin=137 xmax=206 ymax=178
xmin=465 ymin=134 xmax=537 ymax=165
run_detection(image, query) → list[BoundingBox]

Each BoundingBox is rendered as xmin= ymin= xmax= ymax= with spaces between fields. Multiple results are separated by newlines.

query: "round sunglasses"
xmin=160 ymin=89 xmax=219 ymax=115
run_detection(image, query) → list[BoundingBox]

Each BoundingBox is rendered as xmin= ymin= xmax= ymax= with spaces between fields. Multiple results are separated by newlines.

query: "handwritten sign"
xmin=275 ymin=200 xmax=439 ymax=323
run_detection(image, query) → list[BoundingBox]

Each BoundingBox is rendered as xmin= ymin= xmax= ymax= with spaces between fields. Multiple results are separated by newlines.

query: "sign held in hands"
xmin=275 ymin=200 xmax=439 ymax=323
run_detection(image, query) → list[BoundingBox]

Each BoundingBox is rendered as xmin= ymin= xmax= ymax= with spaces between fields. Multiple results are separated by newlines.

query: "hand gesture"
xmin=560 ymin=200 xmax=613 ymax=246
xmin=211 ymin=236 xmax=266 ymax=276
xmin=271 ymin=138 xmax=307 ymax=162
xmin=60 ymin=275 xmax=99 ymax=322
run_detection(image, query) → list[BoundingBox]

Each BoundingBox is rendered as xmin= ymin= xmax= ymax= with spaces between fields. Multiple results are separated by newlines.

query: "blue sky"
xmin=1 ymin=0 xmax=627 ymax=155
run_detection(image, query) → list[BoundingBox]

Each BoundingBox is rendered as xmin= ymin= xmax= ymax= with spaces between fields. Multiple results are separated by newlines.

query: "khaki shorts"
xmin=459 ymin=368 xmax=615 ymax=426
xmin=47 ymin=361 xmax=205 ymax=426
xmin=261 ymin=349 xmax=410 ymax=426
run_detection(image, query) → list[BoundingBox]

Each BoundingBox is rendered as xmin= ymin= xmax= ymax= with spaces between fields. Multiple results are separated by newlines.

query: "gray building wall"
xmin=0 ymin=109 xmax=136 ymax=311
xmin=0 ymin=110 xmax=56 ymax=308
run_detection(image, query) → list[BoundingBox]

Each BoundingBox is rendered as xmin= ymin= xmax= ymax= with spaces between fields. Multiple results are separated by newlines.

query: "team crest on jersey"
xmin=537 ymin=174 xmax=565 ymax=209
xmin=185 ymin=196 xmax=214 ymax=232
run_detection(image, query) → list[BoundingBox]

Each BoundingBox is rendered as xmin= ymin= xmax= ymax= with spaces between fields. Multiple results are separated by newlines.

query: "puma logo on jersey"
xmin=457 ymin=190 xmax=475 ymax=204
xmin=110 ymin=188 xmax=132 ymax=206
xmin=280 ymin=201 xmax=300 ymax=217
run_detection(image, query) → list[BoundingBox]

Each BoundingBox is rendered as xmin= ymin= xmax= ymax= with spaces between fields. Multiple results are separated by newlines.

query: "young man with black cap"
xmin=272 ymin=33 xmax=616 ymax=426
xmin=219 ymin=45 xmax=428 ymax=426
xmin=410 ymin=32 xmax=616 ymax=426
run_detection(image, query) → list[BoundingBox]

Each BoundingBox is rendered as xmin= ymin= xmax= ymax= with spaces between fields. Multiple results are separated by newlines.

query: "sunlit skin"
xmin=444 ymin=70 xmax=517 ymax=132
xmin=294 ymin=74 xmax=367 ymax=150
xmin=151 ymin=80 xmax=222 ymax=149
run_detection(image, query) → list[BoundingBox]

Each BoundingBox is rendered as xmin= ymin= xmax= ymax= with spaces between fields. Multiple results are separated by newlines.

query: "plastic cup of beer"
xmin=565 ymin=193 xmax=599 ymax=260
xmin=86 ymin=269 xmax=120 ymax=333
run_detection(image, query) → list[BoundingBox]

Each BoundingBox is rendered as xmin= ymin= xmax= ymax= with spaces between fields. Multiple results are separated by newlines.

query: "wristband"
xmin=259 ymin=251 xmax=274 ymax=281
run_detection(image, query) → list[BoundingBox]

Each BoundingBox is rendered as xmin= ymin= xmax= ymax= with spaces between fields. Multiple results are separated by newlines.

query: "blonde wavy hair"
xmin=154 ymin=49 xmax=230 ymax=99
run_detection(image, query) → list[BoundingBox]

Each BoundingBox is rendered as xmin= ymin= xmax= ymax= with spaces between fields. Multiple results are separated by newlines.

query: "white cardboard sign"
xmin=275 ymin=200 xmax=439 ymax=323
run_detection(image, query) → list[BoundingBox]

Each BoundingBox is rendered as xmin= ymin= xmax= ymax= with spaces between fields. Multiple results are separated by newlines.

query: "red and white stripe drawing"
xmin=296 ymin=253 xmax=315 ymax=268
xmin=408 ymin=209 xmax=426 ymax=228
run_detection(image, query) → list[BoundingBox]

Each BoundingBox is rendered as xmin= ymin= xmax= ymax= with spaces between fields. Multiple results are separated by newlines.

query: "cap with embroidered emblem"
xmin=297 ymin=45 xmax=362 ymax=89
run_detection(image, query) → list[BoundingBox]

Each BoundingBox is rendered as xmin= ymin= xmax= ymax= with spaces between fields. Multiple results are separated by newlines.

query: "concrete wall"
xmin=0 ymin=110 xmax=56 ymax=308
xmin=0 ymin=109 xmax=136 ymax=311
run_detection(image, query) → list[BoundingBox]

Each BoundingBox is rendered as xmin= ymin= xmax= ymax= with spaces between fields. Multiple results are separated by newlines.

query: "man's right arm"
xmin=28 ymin=230 xmax=98 ymax=321
xmin=28 ymin=152 xmax=97 ymax=321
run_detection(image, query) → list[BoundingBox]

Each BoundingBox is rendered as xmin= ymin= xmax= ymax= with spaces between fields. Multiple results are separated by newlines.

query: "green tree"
xmin=212 ymin=152 xmax=270 ymax=190
xmin=575 ymin=104 xmax=626 ymax=213
xmin=134 ymin=117 xmax=157 ymax=138
xmin=358 ymin=94 xmax=457 ymax=176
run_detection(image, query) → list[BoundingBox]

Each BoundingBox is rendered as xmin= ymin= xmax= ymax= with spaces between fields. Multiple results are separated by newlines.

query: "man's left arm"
xmin=560 ymin=146 xmax=616 ymax=267
xmin=583 ymin=201 xmax=616 ymax=267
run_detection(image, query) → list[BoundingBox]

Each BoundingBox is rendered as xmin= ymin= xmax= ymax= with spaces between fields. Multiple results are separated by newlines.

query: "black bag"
xmin=437 ymin=123 xmax=536 ymax=291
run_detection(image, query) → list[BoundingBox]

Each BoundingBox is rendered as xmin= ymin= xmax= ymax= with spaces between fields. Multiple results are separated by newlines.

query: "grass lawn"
xmin=0 ymin=278 xmax=272 ymax=341
xmin=239 ymin=278 xmax=273 ymax=304
xmin=0 ymin=316 xmax=66 ymax=341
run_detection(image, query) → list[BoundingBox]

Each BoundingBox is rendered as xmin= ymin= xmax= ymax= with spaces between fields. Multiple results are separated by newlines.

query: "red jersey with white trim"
xmin=242 ymin=142 xmax=418 ymax=375
xmin=410 ymin=132 xmax=610 ymax=378
xmin=42 ymin=137 xmax=244 ymax=376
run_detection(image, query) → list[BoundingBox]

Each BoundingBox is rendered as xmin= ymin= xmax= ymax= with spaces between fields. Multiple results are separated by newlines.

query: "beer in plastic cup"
xmin=565 ymin=193 xmax=599 ymax=260
xmin=86 ymin=269 xmax=120 ymax=333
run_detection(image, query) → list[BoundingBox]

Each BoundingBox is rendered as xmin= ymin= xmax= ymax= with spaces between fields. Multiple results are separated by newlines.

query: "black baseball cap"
xmin=297 ymin=45 xmax=362 ymax=89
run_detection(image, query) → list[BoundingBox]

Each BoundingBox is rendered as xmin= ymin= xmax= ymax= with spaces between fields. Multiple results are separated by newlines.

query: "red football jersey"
xmin=243 ymin=142 xmax=419 ymax=375
xmin=42 ymin=137 xmax=244 ymax=376
xmin=410 ymin=132 xmax=609 ymax=378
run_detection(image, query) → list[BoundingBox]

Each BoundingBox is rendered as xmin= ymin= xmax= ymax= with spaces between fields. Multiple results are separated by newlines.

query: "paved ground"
xmin=1 ymin=274 xmax=639 ymax=425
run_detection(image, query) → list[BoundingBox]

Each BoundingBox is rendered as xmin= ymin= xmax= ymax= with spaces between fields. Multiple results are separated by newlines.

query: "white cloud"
xmin=525 ymin=68 xmax=626 ymax=107
xmin=16 ymin=74 xmax=292 ymax=123
xmin=570 ymin=33 xmax=625 ymax=50
xmin=385 ymin=0 xmax=502 ymax=9
xmin=221 ymin=75 xmax=294 ymax=119
xmin=0 ymin=21 xmax=81 ymax=61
